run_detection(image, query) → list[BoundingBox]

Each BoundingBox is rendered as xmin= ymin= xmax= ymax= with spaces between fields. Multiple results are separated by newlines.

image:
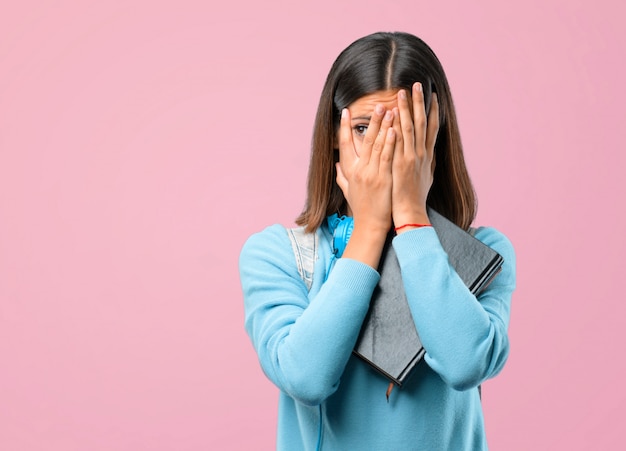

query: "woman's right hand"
xmin=335 ymin=105 xmax=396 ymax=268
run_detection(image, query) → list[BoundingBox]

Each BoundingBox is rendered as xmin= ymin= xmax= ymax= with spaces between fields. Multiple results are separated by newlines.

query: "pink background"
xmin=1 ymin=0 xmax=624 ymax=449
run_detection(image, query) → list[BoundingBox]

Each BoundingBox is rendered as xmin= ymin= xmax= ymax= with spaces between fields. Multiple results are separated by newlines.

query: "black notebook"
xmin=352 ymin=208 xmax=504 ymax=386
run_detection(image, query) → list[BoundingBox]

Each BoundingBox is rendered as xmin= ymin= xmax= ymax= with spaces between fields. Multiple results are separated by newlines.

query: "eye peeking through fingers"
xmin=352 ymin=124 xmax=369 ymax=138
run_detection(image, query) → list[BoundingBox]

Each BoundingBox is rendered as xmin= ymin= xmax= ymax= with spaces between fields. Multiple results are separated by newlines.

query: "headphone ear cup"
xmin=332 ymin=216 xmax=354 ymax=258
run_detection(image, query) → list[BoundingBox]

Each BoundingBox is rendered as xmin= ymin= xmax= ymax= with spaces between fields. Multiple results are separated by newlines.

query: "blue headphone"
xmin=327 ymin=213 xmax=354 ymax=258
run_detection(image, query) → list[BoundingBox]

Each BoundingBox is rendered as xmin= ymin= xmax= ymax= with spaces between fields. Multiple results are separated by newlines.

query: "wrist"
xmin=392 ymin=204 xmax=429 ymax=227
xmin=351 ymin=214 xmax=391 ymax=238
xmin=341 ymin=225 xmax=388 ymax=270
xmin=393 ymin=214 xmax=430 ymax=229
xmin=394 ymin=222 xmax=432 ymax=234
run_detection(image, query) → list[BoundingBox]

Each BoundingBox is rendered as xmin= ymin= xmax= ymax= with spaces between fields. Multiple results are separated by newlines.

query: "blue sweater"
xmin=239 ymin=222 xmax=516 ymax=450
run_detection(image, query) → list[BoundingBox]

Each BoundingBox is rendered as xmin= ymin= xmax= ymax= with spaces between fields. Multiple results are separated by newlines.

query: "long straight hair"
xmin=296 ymin=32 xmax=476 ymax=232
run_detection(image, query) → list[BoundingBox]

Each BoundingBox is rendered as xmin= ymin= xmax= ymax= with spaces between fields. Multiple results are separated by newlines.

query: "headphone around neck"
xmin=326 ymin=213 xmax=354 ymax=258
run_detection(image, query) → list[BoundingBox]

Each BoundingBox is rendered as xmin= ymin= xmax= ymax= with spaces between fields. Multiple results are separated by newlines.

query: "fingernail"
xmin=375 ymin=104 xmax=384 ymax=115
xmin=384 ymin=110 xmax=393 ymax=121
xmin=341 ymin=108 xmax=347 ymax=119
xmin=415 ymin=82 xmax=422 ymax=93
xmin=399 ymin=90 xmax=406 ymax=100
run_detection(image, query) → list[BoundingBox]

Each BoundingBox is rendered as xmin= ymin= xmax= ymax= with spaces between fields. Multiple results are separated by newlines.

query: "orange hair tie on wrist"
xmin=394 ymin=223 xmax=432 ymax=232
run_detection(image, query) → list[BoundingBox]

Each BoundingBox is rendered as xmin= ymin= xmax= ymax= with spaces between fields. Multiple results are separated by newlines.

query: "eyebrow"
xmin=351 ymin=116 xmax=371 ymax=121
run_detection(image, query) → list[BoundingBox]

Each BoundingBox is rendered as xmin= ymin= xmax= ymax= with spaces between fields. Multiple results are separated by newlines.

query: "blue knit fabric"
xmin=239 ymin=222 xmax=516 ymax=450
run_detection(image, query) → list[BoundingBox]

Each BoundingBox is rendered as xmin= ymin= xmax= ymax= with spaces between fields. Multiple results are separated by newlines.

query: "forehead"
xmin=348 ymin=89 xmax=401 ymax=115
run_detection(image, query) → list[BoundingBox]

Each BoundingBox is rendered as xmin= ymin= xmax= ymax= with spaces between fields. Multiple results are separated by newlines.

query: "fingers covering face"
xmin=412 ymin=83 xmax=427 ymax=157
xmin=337 ymin=85 xmax=438 ymax=176
xmin=425 ymin=92 xmax=439 ymax=151
xmin=340 ymin=103 xmax=394 ymax=165
xmin=396 ymin=89 xmax=414 ymax=157
xmin=394 ymin=83 xmax=439 ymax=159
xmin=368 ymin=110 xmax=395 ymax=170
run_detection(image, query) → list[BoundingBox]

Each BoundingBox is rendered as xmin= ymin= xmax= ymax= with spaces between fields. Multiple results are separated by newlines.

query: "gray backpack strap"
xmin=287 ymin=226 xmax=318 ymax=291
xmin=468 ymin=225 xmax=482 ymax=400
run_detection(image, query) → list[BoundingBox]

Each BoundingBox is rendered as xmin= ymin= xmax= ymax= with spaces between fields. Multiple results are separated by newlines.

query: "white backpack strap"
xmin=287 ymin=226 xmax=317 ymax=291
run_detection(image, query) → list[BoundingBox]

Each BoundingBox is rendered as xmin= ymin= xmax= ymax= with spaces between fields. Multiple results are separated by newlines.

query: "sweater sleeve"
xmin=239 ymin=224 xmax=380 ymax=405
xmin=392 ymin=226 xmax=516 ymax=391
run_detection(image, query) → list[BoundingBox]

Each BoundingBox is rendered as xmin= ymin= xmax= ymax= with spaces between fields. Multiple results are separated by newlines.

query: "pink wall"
xmin=1 ymin=1 xmax=624 ymax=449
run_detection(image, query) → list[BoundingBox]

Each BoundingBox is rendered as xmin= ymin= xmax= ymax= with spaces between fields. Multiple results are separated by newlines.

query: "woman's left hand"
xmin=391 ymin=82 xmax=439 ymax=230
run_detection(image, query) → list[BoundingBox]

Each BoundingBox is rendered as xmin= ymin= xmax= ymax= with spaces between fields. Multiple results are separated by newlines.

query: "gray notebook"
xmin=352 ymin=208 xmax=504 ymax=386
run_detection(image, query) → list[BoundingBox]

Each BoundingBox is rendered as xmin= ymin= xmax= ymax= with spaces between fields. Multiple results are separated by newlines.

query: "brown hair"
xmin=296 ymin=32 xmax=476 ymax=232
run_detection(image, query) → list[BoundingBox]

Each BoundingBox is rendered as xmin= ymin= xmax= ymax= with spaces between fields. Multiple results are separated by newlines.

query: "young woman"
xmin=239 ymin=31 xmax=516 ymax=450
